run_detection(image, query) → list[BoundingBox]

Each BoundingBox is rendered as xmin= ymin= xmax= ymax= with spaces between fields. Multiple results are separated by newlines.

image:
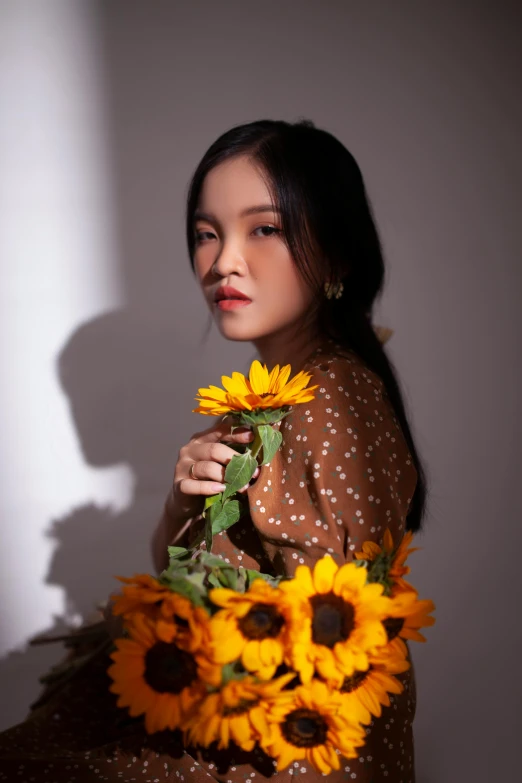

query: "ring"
xmin=189 ymin=462 xmax=197 ymax=480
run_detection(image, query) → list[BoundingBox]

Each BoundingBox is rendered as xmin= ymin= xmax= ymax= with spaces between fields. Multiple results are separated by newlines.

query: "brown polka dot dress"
xmin=0 ymin=337 xmax=419 ymax=782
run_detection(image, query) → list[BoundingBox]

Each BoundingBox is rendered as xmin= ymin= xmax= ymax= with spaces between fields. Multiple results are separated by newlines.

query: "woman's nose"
xmin=211 ymin=242 xmax=246 ymax=277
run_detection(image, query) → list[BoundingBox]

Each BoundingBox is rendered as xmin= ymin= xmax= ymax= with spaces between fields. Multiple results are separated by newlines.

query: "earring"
xmin=324 ymin=280 xmax=344 ymax=299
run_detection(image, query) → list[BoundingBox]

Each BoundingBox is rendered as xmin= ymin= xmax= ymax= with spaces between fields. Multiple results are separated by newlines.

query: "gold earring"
xmin=324 ymin=280 xmax=344 ymax=299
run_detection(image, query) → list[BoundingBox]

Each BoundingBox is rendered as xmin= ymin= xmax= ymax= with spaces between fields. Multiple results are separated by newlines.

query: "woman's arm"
xmin=249 ymin=354 xmax=418 ymax=572
xmin=151 ymin=486 xmax=204 ymax=574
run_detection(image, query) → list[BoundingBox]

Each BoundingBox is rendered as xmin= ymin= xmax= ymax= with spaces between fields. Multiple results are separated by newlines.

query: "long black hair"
xmin=185 ymin=119 xmax=428 ymax=533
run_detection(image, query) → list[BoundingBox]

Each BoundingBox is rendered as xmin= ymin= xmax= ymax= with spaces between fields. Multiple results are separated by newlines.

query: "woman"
xmin=0 ymin=119 xmax=427 ymax=782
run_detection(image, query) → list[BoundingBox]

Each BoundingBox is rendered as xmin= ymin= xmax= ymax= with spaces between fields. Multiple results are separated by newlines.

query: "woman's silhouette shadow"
xmin=0 ymin=309 xmax=211 ymax=730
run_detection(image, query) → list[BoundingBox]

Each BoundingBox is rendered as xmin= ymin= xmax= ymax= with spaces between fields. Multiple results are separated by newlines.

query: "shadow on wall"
xmin=0 ymin=309 xmax=202 ymax=730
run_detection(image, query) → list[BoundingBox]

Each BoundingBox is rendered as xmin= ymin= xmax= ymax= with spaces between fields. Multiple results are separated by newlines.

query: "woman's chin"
xmin=216 ymin=324 xmax=258 ymax=342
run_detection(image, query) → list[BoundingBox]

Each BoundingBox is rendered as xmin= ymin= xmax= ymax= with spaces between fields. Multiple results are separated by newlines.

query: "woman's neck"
xmin=252 ymin=331 xmax=332 ymax=373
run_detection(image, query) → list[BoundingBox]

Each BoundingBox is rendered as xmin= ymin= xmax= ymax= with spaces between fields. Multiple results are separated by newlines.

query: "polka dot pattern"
xmin=0 ymin=338 xmax=418 ymax=781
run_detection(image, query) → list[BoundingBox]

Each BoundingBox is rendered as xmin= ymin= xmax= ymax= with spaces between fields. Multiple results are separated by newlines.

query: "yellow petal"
xmin=249 ymin=704 xmax=270 ymax=738
xmin=383 ymin=528 xmax=394 ymax=552
xmin=196 ymin=384 xmax=229 ymax=401
xmin=242 ymin=641 xmax=263 ymax=672
xmin=272 ymin=364 xmax=292 ymax=393
xmin=211 ymin=629 xmax=245 ymax=663
xmin=310 ymin=745 xmax=330 ymax=774
xmin=282 ymin=564 xmax=315 ymax=596
xmin=276 ymin=740 xmax=301 ymax=770
xmin=267 ymin=364 xmax=281 ymax=392
xmin=230 ymin=714 xmax=254 ymax=749
xmin=313 ymin=555 xmax=338 ymax=593
xmin=248 ymin=360 xmax=270 ymax=395
xmin=221 ymin=372 xmax=252 ymax=397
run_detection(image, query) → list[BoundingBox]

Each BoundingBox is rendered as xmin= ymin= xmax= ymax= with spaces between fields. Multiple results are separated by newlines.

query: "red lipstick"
xmin=214 ymin=286 xmax=252 ymax=310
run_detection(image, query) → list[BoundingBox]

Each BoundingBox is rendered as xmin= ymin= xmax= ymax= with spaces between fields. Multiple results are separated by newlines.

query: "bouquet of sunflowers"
xmin=107 ymin=358 xmax=435 ymax=775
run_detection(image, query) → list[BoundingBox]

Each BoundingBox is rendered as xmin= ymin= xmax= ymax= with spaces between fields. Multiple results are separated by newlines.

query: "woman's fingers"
xmin=220 ymin=428 xmax=254 ymax=444
xmin=178 ymin=476 xmax=227 ymax=496
xmin=175 ymin=420 xmax=256 ymax=500
xmin=179 ymin=460 xmax=260 ymax=497
xmin=189 ymin=458 xmax=227 ymax=484
xmin=193 ymin=420 xmax=253 ymax=445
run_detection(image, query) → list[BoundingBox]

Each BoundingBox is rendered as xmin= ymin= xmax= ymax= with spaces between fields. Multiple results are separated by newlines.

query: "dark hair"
xmin=185 ymin=118 xmax=428 ymax=533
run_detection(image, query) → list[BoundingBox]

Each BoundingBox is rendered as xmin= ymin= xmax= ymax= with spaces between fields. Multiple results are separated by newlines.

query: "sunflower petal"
xmin=313 ymin=555 xmax=338 ymax=593
xmin=249 ymin=361 xmax=270 ymax=395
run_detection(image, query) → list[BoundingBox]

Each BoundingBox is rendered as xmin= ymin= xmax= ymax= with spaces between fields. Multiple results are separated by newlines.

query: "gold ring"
xmin=189 ymin=462 xmax=197 ymax=480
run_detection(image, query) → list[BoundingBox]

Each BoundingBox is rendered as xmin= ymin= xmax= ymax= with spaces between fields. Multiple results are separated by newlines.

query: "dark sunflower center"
xmin=143 ymin=641 xmax=197 ymax=694
xmin=281 ymin=708 xmax=328 ymax=748
xmin=237 ymin=603 xmax=284 ymax=640
xmin=341 ymin=667 xmax=371 ymax=693
xmin=310 ymin=593 xmax=355 ymax=648
xmin=384 ymin=617 xmax=404 ymax=642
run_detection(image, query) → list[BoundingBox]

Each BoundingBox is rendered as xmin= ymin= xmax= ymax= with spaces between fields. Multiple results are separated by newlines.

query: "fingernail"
xmin=212 ymin=483 xmax=227 ymax=492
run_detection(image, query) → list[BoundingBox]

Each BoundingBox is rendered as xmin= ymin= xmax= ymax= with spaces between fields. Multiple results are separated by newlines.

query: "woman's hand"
xmin=170 ymin=416 xmax=260 ymax=523
xmin=152 ymin=416 xmax=260 ymax=571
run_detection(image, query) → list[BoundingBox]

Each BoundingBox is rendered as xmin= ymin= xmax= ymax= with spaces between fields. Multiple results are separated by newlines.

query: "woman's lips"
xmin=216 ymin=299 xmax=252 ymax=311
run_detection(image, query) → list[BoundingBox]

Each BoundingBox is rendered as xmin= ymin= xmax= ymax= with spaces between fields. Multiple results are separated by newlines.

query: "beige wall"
xmin=1 ymin=1 xmax=521 ymax=779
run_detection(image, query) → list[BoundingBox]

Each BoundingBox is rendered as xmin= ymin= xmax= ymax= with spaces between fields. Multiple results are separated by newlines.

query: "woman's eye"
xmin=194 ymin=230 xmax=214 ymax=243
xmin=195 ymin=225 xmax=281 ymax=243
xmin=253 ymin=225 xmax=281 ymax=238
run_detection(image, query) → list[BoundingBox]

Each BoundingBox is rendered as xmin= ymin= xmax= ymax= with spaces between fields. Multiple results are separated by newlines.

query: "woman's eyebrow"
xmin=193 ymin=204 xmax=281 ymax=223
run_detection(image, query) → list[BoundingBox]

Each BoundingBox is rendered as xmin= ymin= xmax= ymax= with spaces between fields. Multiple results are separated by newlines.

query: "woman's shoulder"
xmin=303 ymin=339 xmax=386 ymax=400
xmin=285 ymin=338 xmax=406 ymax=443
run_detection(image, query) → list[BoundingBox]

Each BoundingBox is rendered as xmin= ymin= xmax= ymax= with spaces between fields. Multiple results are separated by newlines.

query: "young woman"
xmin=0 ymin=119 xmax=427 ymax=782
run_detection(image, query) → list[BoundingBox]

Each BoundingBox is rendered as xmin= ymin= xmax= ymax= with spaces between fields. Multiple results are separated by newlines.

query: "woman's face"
xmin=192 ymin=155 xmax=316 ymax=346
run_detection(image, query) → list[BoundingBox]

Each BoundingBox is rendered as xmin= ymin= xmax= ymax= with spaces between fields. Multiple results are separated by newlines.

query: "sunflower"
xmin=208 ymin=580 xmax=291 ymax=679
xmin=107 ymin=612 xmax=221 ymax=734
xmin=278 ymin=556 xmax=392 ymax=687
xmin=337 ymin=642 xmax=411 ymax=725
xmin=111 ymin=573 xmax=195 ymax=622
xmin=355 ymin=530 xmax=420 ymax=594
xmin=382 ymin=590 xmax=436 ymax=651
xmin=192 ymin=359 xmax=319 ymax=415
xmin=182 ymin=672 xmax=295 ymax=752
xmin=262 ymin=678 xmax=367 ymax=774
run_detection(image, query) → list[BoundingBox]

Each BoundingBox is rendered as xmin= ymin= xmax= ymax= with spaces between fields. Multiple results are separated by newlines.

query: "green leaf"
xmin=196 ymin=552 xmax=228 ymax=569
xmin=211 ymin=499 xmax=241 ymax=535
xmin=204 ymin=493 xmax=223 ymax=511
xmin=161 ymin=564 xmax=190 ymax=582
xmin=207 ymin=571 xmax=221 ymax=588
xmin=235 ymin=570 xmax=247 ymax=592
xmin=257 ymin=424 xmax=283 ymax=465
xmin=243 ymin=568 xmax=265 ymax=588
xmin=167 ymin=546 xmax=189 ymax=560
xmin=238 ymin=407 xmax=291 ymax=426
xmin=163 ymin=577 xmax=205 ymax=607
xmin=221 ymin=660 xmax=249 ymax=684
xmin=215 ymin=567 xmax=238 ymax=590
xmin=243 ymin=569 xmax=283 ymax=588
xmin=208 ymin=498 xmax=224 ymax=523
xmin=204 ymin=517 xmax=213 ymax=554
xmin=222 ymin=451 xmax=257 ymax=501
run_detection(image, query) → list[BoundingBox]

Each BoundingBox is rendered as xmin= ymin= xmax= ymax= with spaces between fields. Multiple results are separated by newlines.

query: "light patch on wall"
xmin=0 ymin=0 xmax=129 ymax=652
